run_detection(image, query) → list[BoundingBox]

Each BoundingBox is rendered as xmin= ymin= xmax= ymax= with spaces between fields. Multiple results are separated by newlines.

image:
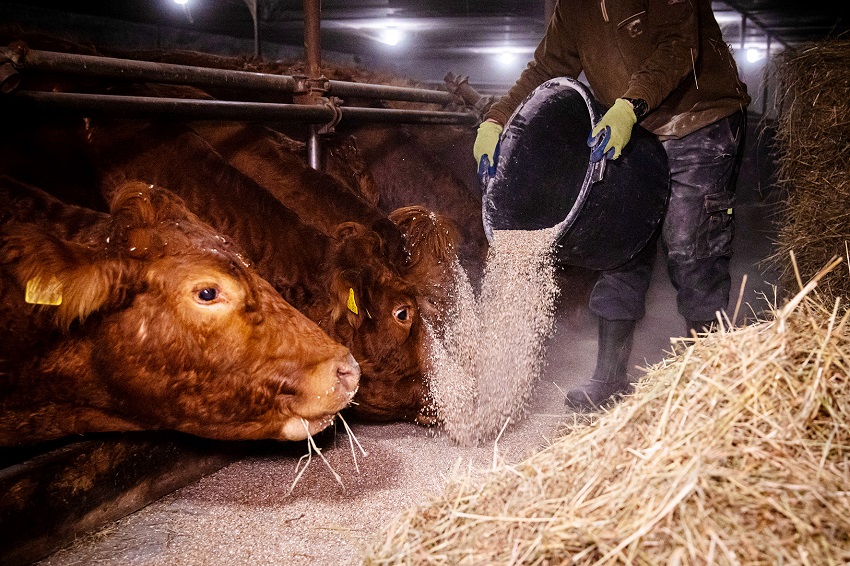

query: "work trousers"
xmin=589 ymin=110 xmax=747 ymax=322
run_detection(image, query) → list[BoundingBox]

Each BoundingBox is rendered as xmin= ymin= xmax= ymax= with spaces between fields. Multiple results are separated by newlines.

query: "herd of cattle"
xmin=0 ymin=36 xmax=489 ymax=446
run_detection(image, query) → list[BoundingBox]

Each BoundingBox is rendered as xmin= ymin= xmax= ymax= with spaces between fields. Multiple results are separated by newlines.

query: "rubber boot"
xmin=686 ymin=319 xmax=715 ymax=337
xmin=565 ymin=318 xmax=636 ymax=411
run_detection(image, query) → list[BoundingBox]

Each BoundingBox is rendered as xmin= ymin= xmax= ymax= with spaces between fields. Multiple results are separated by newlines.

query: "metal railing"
xmin=0 ymin=42 xmax=481 ymax=171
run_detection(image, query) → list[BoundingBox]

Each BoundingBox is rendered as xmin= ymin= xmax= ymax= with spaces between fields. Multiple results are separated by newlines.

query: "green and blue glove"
xmin=473 ymin=120 xmax=503 ymax=177
xmin=587 ymin=98 xmax=637 ymax=162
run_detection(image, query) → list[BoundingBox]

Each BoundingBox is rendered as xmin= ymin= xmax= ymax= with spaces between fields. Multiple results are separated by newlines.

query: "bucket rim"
xmin=482 ymin=76 xmax=606 ymax=243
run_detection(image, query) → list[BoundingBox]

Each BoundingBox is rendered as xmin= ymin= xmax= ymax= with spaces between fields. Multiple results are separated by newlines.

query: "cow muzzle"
xmin=337 ymin=353 xmax=360 ymax=398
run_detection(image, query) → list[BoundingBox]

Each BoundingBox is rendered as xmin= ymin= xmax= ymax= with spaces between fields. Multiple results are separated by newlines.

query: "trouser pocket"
xmin=697 ymin=190 xmax=734 ymax=259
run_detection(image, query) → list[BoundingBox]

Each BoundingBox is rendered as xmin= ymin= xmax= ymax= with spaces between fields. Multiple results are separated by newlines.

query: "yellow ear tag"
xmin=25 ymin=276 xmax=63 ymax=306
xmin=347 ymin=287 xmax=359 ymax=315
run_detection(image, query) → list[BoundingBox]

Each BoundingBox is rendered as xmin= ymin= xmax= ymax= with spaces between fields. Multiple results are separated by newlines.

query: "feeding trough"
xmin=481 ymin=77 xmax=670 ymax=271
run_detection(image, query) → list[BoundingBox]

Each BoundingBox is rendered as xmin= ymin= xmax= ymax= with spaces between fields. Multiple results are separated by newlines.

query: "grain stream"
xmin=425 ymin=227 xmax=559 ymax=446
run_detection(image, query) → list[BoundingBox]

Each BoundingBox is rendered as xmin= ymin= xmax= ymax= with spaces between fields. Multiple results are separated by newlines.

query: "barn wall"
xmin=0 ymin=3 xmax=365 ymax=66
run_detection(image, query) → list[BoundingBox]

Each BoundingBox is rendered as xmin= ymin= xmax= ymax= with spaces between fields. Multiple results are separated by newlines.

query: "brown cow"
xmin=188 ymin=121 xmax=388 ymax=235
xmin=76 ymin=119 xmax=429 ymax=422
xmin=2 ymin=38 xmax=471 ymax=423
xmin=185 ymin=121 xmax=462 ymax=322
xmin=65 ymin=43 xmax=489 ymax=279
xmin=0 ymin=177 xmax=359 ymax=445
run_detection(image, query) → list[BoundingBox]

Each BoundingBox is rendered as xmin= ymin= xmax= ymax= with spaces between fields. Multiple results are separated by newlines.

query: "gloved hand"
xmin=587 ymin=98 xmax=637 ymax=162
xmin=473 ymin=120 xmax=503 ymax=170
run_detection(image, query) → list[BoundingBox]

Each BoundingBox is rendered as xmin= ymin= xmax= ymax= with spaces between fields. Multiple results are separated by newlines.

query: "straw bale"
xmin=363 ymin=279 xmax=850 ymax=565
xmin=771 ymin=39 xmax=850 ymax=304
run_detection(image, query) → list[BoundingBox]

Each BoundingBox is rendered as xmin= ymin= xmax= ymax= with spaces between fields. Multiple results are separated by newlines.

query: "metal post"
xmin=304 ymin=0 xmax=321 ymax=79
xmin=762 ymin=34 xmax=771 ymax=116
xmin=304 ymin=0 xmax=323 ymax=170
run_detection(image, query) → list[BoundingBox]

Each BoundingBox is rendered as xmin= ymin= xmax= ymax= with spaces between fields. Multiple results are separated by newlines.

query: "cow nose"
xmin=337 ymin=353 xmax=361 ymax=393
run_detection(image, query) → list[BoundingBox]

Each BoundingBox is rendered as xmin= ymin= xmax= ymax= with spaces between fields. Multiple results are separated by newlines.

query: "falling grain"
xmin=426 ymin=227 xmax=560 ymax=446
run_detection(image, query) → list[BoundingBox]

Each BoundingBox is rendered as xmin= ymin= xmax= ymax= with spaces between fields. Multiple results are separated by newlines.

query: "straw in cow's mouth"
xmin=286 ymin=414 xmax=367 ymax=495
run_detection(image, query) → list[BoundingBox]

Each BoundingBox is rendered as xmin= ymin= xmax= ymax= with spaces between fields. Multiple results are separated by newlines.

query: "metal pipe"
xmin=762 ymin=34 xmax=772 ymax=115
xmin=343 ymin=106 xmax=478 ymax=125
xmin=302 ymin=0 xmax=323 ymax=170
xmin=307 ymin=127 xmax=321 ymax=169
xmin=1 ymin=46 xmax=454 ymax=104
xmin=303 ymin=0 xmax=322 ymax=80
xmin=327 ymin=80 xmax=452 ymax=105
xmin=9 ymin=91 xmax=336 ymax=121
xmin=1 ymin=46 xmax=299 ymax=92
xmin=8 ymin=90 xmax=479 ymax=125
xmin=721 ymin=1 xmax=790 ymax=50
xmin=0 ymin=61 xmax=20 ymax=94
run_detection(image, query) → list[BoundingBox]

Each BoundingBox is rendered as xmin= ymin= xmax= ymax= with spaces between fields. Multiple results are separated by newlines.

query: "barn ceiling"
xmin=1 ymin=1 xmax=848 ymax=93
xmin=4 ymin=1 xmax=848 ymax=55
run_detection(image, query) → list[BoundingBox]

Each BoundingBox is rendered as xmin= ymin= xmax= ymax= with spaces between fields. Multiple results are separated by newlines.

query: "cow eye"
xmin=394 ymin=306 xmax=411 ymax=322
xmin=197 ymin=287 xmax=218 ymax=302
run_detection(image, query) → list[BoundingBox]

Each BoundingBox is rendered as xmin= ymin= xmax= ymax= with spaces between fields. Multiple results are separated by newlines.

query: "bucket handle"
xmin=590 ymin=155 xmax=606 ymax=184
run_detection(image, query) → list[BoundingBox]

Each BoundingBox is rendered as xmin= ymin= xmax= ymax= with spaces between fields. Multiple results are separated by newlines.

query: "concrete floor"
xmin=36 ymin=116 xmax=782 ymax=566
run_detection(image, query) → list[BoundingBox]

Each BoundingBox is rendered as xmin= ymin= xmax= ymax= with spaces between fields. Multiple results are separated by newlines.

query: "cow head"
xmin=0 ymin=181 xmax=359 ymax=445
xmin=323 ymin=221 xmax=425 ymax=422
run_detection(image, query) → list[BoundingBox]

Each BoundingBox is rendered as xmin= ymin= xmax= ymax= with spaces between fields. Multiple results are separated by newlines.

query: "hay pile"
xmin=772 ymin=39 xmax=850 ymax=304
xmin=363 ymin=270 xmax=850 ymax=564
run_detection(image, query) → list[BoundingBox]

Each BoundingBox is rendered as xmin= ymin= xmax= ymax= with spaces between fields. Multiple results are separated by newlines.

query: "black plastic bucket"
xmin=481 ymin=77 xmax=670 ymax=271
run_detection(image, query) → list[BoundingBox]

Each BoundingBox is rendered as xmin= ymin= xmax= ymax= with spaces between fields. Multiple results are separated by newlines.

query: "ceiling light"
xmin=173 ymin=0 xmax=189 ymax=4
xmin=378 ymin=28 xmax=402 ymax=46
xmin=497 ymin=51 xmax=517 ymax=64
xmin=746 ymin=47 xmax=765 ymax=63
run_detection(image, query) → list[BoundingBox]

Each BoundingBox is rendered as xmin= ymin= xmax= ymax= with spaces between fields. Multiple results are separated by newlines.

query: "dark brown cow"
xmin=186 ymin=122 xmax=465 ymax=373
xmin=0 ymin=177 xmax=359 ymax=445
xmin=188 ymin=121 xmax=387 ymax=235
xmin=65 ymin=43 xmax=489 ymax=278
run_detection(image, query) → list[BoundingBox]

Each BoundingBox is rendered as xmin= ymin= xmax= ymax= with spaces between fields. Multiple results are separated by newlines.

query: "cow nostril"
xmin=337 ymin=353 xmax=361 ymax=392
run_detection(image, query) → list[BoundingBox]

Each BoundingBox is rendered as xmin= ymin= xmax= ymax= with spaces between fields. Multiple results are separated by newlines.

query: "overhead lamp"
xmin=497 ymin=51 xmax=517 ymax=64
xmin=746 ymin=47 xmax=765 ymax=63
xmin=378 ymin=28 xmax=402 ymax=46
xmin=174 ymin=0 xmax=189 ymax=4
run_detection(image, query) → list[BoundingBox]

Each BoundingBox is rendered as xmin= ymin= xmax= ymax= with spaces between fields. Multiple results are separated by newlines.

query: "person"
xmin=473 ymin=0 xmax=750 ymax=411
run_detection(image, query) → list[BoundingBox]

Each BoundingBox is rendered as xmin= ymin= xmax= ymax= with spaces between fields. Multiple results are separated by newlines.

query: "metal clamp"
xmin=317 ymin=97 xmax=343 ymax=134
xmin=292 ymin=73 xmax=330 ymax=105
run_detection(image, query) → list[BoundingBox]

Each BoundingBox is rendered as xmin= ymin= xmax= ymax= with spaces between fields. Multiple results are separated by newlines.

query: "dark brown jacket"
xmin=485 ymin=0 xmax=750 ymax=139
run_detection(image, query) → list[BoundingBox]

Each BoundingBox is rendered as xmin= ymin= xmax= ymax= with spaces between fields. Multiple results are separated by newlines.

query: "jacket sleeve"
xmin=484 ymin=2 xmax=583 ymax=125
xmin=622 ymin=0 xmax=698 ymax=109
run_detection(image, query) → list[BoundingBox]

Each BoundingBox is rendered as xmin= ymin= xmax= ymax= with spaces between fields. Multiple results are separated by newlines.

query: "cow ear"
xmin=328 ymin=273 xmax=366 ymax=338
xmin=330 ymin=221 xmax=386 ymax=272
xmin=2 ymin=224 xmax=139 ymax=330
xmin=107 ymin=181 xmax=168 ymax=259
xmin=332 ymin=221 xmax=369 ymax=243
